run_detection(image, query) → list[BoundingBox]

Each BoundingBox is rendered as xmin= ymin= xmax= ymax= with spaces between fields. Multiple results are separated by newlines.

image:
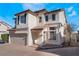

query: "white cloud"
xmin=69 ymin=10 xmax=76 ymax=17
xmin=67 ymin=6 xmax=77 ymax=17
xmin=22 ymin=3 xmax=45 ymax=11
xmin=68 ymin=6 xmax=73 ymax=12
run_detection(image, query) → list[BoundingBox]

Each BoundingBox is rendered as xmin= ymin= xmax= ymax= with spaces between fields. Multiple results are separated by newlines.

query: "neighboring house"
xmin=9 ymin=9 xmax=67 ymax=47
xmin=0 ymin=21 xmax=12 ymax=40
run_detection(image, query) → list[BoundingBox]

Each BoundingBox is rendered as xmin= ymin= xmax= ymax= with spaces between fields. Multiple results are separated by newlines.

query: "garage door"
xmin=10 ymin=33 xmax=27 ymax=46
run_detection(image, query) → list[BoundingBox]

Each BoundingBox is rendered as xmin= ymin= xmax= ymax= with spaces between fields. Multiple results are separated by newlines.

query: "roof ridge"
xmin=34 ymin=9 xmax=47 ymax=13
xmin=45 ymin=8 xmax=64 ymax=14
xmin=0 ymin=20 xmax=12 ymax=27
xmin=15 ymin=8 xmax=64 ymax=16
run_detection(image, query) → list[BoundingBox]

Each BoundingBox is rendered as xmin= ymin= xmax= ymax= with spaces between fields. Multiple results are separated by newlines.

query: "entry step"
xmin=36 ymin=44 xmax=64 ymax=50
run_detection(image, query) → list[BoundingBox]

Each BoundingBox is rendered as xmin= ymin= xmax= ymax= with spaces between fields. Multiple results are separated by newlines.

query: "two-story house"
xmin=9 ymin=9 xmax=67 ymax=47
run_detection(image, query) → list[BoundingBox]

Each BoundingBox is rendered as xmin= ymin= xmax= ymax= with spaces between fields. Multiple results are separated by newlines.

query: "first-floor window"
xmin=50 ymin=31 xmax=56 ymax=40
xmin=49 ymin=27 xmax=56 ymax=40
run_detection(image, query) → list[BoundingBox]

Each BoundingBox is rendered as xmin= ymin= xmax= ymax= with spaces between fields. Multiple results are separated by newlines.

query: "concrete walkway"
xmin=0 ymin=43 xmax=79 ymax=56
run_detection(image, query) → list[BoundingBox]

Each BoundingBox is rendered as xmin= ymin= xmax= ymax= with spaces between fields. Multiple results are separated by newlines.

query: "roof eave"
xmin=15 ymin=9 xmax=37 ymax=16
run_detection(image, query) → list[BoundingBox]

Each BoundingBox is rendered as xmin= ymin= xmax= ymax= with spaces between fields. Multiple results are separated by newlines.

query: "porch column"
xmin=43 ymin=31 xmax=48 ymax=45
xmin=57 ymin=24 xmax=63 ymax=45
xmin=24 ymin=34 xmax=27 ymax=46
xmin=27 ymin=30 xmax=33 ymax=46
xmin=39 ymin=31 xmax=45 ymax=47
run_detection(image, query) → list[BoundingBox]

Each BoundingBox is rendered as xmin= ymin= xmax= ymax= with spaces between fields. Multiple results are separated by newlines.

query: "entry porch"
xmin=31 ymin=23 xmax=64 ymax=48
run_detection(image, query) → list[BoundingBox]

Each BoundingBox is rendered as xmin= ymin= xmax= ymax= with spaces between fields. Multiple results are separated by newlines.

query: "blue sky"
xmin=0 ymin=3 xmax=79 ymax=31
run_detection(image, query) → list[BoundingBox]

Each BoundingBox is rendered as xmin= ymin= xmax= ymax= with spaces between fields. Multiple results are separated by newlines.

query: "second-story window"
xmin=45 ymin=15 xmax=48 ymax=22
xmin=39 ymin=17 xmax=42 ymax=23
xmin=52 ymin=14 xmax=56 ymax=21
xmin=20 ymin=14 xmax=26 ymax=24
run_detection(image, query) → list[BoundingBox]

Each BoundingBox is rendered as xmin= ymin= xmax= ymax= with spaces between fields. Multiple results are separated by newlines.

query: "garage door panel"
xmin=11 ymin=37 xmax=24 ymax=45
xmin=10 ymin=34 xmax=27 ymax=46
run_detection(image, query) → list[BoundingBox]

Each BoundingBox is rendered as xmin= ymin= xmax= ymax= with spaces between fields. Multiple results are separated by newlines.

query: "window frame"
xmin=52 ymin=14 xmax=56 ymax=21
xmin=20 ymin=14 xmax=26 ymax=24
xmin=39 ymin=17 xmax=42 ymax=23
xmin=45 ymin=15 xmax=48 ymax=22
xmin=49 ymin=27 xmax=56 ymax=40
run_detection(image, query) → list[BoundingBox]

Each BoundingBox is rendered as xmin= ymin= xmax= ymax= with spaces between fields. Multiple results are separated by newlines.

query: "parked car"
xmin=0 ymin=40 xmax=5 ymax=44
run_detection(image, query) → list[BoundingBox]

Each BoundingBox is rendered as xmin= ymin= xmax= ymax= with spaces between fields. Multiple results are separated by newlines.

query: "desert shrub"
xmin=1 ymin=34 xmax=9 ymax=43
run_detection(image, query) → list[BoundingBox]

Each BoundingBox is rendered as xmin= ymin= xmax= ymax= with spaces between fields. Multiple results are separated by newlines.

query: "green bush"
xmin=1 ymin=34 xmax=9 ymax=43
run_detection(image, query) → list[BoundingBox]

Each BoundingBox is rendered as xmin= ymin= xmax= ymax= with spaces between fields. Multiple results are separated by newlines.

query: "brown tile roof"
xmin=0 ymin=21 xmax=12 ymax=28
xmin=34 ymin=9 xmax=47 ymax=13
xmin=45 ymin=9 xmax=64 ymax=15
xmin=15 ymin=9 xmax=37 ymax=16
xmin=15 ymin=9 xmax=64 ymax=16
xmin=15 ymin=9 xmax=47 ymax=16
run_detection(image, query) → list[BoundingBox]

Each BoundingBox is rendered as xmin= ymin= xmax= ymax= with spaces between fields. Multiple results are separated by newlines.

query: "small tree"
xmin=64 ymin=23 xmax=77 ymax=46
xmin=1 ymin=34 xmax=9 ymax=43
xmin=64 ymin=24 xmax=72 ymax=46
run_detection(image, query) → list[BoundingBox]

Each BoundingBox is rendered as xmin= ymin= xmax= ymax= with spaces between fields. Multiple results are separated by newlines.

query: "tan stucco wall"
xmin=27 ymin=13 xmax=37 ymax=46
xmin=45 ymin=12 xmax=59 ymax=22
xmin=37 ymin=13 xmax=46 ymax=25
xmin=58 ymin=11 xmax=66 ymax=25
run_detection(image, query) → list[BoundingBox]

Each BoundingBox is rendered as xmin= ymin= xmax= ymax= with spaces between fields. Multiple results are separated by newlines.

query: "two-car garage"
xmin=10 ymin=33 xmax=27 ymax=46
xmin=9 ymin=29 xmax=27 ymax=46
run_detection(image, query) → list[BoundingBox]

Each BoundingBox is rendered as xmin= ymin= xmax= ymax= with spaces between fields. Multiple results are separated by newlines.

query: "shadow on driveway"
xmin=35 ymin=47 xmax=79 ymax=56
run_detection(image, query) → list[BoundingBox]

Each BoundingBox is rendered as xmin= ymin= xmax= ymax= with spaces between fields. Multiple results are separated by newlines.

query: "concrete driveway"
xmin=0 ymin=43 xmax=57 ymax=56
xmin=0 ymin=43 xmax=79 ymax=56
